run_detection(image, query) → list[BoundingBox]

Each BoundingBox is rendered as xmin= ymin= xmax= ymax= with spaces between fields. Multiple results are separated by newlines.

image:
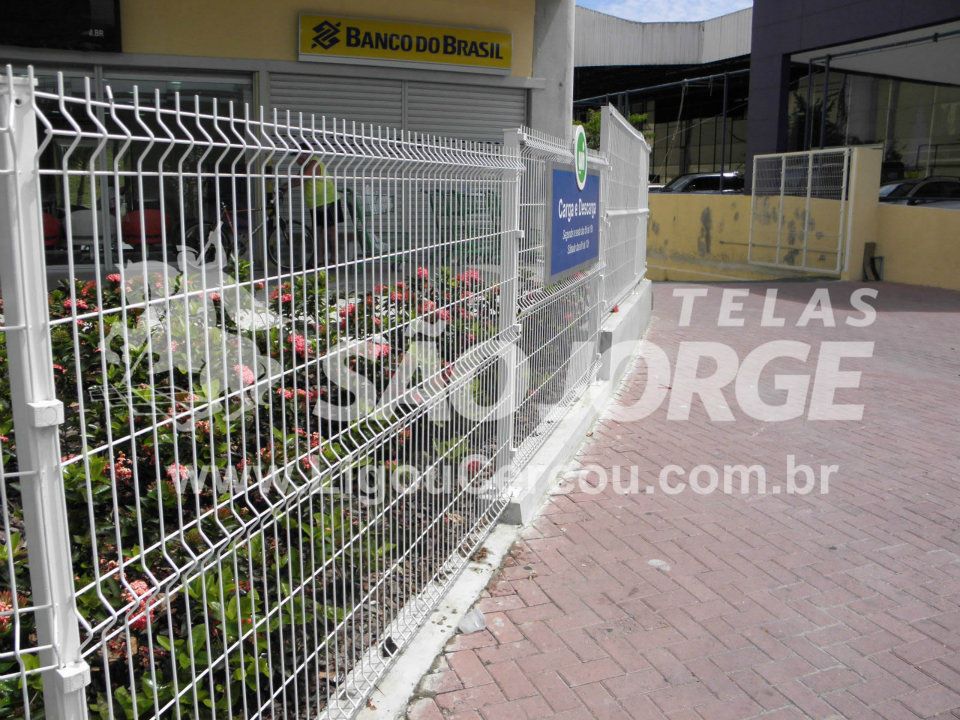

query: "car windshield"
xmin=661 ymin=175 xmax=692 ymax=192
xmin=879 ymin=181 xmax=916 ymax=198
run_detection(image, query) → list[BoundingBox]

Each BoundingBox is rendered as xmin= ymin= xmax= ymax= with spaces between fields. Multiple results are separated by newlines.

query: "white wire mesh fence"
xmin=0 ymin=68 xmax=647 ymax=719
xmin=509 ymin=127 xmax=606 ymax=466
xmin=599 ymin=106 xmax=650 ymax=311
xmin=748 ymin=148 xmax=851 ymax=275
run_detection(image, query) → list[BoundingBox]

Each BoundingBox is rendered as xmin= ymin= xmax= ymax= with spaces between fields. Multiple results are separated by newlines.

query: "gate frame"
xmin=747 ymin=146 xmax=851 ymax=276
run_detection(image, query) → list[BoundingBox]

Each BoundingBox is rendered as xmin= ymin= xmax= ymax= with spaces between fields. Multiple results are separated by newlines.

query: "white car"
xmin=879 ymin=176 xmax=960 ymax=207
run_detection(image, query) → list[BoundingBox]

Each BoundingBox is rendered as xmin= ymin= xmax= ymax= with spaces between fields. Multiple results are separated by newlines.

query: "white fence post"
xmin=0 ymin=75 xmax=90 ymax=718
xmin=598 ymin=106 xmax=613 ymax=310
xmin=499 ymin=128 xmax=523 ymax=466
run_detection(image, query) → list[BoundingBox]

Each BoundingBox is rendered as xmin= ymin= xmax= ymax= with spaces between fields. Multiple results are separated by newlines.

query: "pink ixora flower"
xmin=122 ymin=579 xmax=152 ymax=603
xmin=0 ymin=591 xmax=14 ymax=632
xmin=457 ymin=268 xmax=482 ymax=285
xmin=339 ymin=303 xmax=357 ymax=317
xmin=368 ymin=342 xmax=391 ymax=359
xmin=419 ymin=299 xmax=437 ymax=314
xmin=122 ymin=579 xmax=156 ymax=632
xmin=287 ymin=333 xmax=309 ymax=355
xmin=233 ymin=364 xmax=256 ymax=386
xmin=106 ymin=273 xmax=122 ymax=283
xmin=63 ymin=298 xmax=89 ymax=312
xmin=165 ymin=463 xmax=190 ymax=482
xmin=114 ymin=451 xmax=133 ymax=483
xmin=416 ymin=266 xmax=430 ymax=280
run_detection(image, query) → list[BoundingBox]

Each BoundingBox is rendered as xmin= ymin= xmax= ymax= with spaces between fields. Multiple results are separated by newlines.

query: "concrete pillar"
xmin=841 ymin=145 xmax=883 ymax=282
xmin=529 ymin=0 xmax=574 ymax=141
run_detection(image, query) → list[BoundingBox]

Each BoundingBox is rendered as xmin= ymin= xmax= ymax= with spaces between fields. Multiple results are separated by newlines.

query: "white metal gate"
xmin=748 ymin=148 xmax=851 ymax=275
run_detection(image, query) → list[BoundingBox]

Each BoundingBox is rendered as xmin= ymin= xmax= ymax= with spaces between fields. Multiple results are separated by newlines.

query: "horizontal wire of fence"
xmin=0 ymin=65 xmax=648 ymax=720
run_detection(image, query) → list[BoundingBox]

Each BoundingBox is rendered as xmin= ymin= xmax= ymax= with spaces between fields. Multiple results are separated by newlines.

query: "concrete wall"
xmin=648 ymin=147 xmax=960 ymax=292
xmin=647 ymin=193 xmax=812 ymax=282
xmin=121 ymin=0 xmax=536 ymax=78
xmin=875 ymin=205 xmax=960 ymax=291
xmin=530 ymin=0 xmax=574 ymax=140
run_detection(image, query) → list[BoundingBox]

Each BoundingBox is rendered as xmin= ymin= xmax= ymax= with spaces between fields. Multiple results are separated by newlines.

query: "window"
xmin=880 ymin=181 xmax=915 ymax=198
xmin=686 ymin=176 xmax=721 ymax=192
xmin=914 ymin=181 xmax=960 ymax=199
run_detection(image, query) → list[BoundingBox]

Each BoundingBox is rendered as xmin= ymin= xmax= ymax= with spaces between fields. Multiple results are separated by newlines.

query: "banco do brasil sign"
xmin=299 ymin=15 xmax=512 ymax=73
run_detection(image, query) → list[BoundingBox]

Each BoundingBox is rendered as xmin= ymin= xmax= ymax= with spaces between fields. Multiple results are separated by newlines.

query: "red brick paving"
xmin=408 ymin=282 xmax=960 ymax=720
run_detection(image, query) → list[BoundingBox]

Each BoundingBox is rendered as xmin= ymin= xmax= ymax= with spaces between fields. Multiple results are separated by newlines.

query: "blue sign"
xmin=547 ymin=166 xmax=600 ymax=282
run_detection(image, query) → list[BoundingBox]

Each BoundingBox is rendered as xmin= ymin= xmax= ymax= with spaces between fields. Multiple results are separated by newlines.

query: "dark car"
xmin=652 ymin=172 xmax=744 ymax=194
xmin=879 ymin=176 xmax=960 ymax=206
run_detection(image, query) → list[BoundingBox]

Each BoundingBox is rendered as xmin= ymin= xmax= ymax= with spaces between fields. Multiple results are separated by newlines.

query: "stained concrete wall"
xmin=647 ymin=165 xmax=960 ymax=292
xmin=875 ymin=205 xmax=960 ymax=291
xmin=647 ymin=193 xmax=813 ymax=282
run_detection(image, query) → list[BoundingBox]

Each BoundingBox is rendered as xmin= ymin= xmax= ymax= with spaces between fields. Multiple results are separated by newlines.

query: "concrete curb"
xmin=357 ymin=279 xmax=654 ymax=719
xmin=355 ymin=525 xmax=517 ymax=720
xmin=503 ymin=279 xmax=653 ymax=525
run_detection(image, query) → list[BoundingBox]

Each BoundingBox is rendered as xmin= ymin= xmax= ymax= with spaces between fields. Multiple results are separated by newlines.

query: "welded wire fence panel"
xmin=1 ymin=72 xmax=648 ymax=720
xmin=511 ymin=127 xmax=604 ymax=465
xmin=748 ymin=148 xmax=850 ymax=274
xmin=599 ymin=106 xmax=650 ymax=310
xmin=0 ymin=66 xmax=524 ymax=720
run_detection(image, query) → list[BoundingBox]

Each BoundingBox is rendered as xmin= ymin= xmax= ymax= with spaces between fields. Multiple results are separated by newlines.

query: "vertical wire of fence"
xmin=509 ymin=127 xmax=606 ymax=466
xmin=0 ymin=65 xmax=649 ymax=720
xmin=599 ymin=106 xmax=650 ymax=311
xmin=0 ymin=65 xmax=523 ymax=720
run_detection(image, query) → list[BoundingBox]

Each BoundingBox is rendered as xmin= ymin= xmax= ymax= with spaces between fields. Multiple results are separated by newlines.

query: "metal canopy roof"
xmin=791 ymin=20 xmax=960 ymax=86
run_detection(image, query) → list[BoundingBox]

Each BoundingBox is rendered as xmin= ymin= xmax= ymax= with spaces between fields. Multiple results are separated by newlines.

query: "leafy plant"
xmin=0 ymin=254 xmax=502 ymax=718
xmin=575 ymin=108 xmax=650 ymax=150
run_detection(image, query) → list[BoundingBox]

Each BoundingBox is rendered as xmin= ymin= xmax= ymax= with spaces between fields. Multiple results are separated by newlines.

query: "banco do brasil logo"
xmin=312 ymin=20 xmax=341 ymax=50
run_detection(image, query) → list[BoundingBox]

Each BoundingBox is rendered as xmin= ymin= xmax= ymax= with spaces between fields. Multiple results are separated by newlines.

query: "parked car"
xmin=879 ymin=176 xmax=960 ymax=206
xmin=652 ymin=172 xmax=744 ymax=193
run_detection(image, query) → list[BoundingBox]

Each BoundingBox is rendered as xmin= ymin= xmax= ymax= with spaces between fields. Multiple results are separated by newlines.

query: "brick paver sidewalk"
xmin=407 ymin=281 xmax=960 ymax=720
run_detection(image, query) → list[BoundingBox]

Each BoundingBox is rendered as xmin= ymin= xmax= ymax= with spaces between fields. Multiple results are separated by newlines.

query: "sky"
xmin=576 ymin=0 xmax=752 ymax=22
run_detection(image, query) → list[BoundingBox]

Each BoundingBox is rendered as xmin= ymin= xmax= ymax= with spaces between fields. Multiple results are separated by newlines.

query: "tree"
xmin=575 ymin=108 xmax=650 ymax=150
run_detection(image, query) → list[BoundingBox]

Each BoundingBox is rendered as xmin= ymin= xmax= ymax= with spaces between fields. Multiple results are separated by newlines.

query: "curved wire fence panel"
xmin=599 ymin=106 xmax=650 ymax=310
xmin=0 ymin=67 xmax=648 ymax=719
xmin=510 ymin=128 xmax=605 ymax=465
xmin=0 ymin=66 xmax=522 ymax=720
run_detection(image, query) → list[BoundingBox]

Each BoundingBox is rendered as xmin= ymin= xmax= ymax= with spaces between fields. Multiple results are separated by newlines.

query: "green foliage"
xmin=575 ymin=108 xmax=650 ymax=150
xmin=0 ymin=259 xmax=501 ymax=718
